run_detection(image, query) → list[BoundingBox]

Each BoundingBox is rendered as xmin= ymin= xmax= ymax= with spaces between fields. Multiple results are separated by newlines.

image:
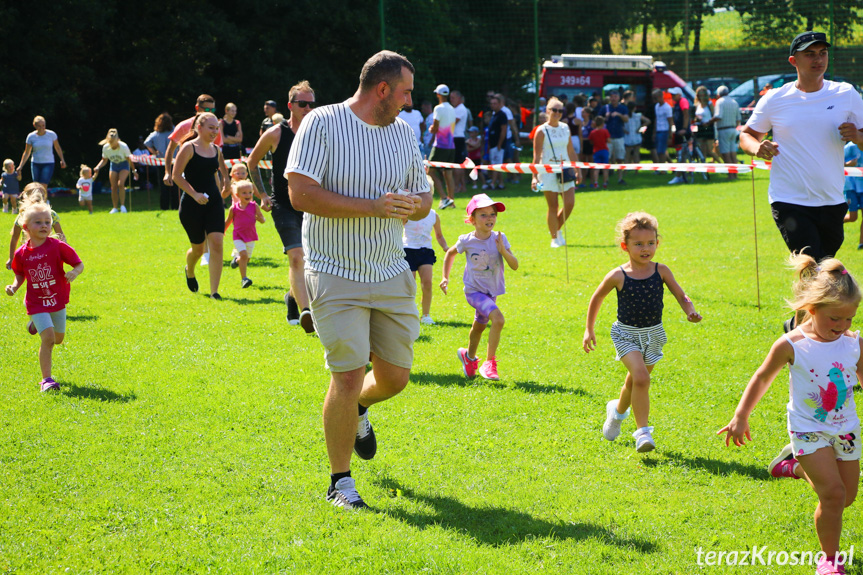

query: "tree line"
xmin=2 ymin=0 xmax=857 ymax=186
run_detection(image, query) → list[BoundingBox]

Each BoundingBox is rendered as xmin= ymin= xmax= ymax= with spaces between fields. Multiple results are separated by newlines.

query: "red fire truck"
xmin=539 ymin=54 xmax=695 ymax=106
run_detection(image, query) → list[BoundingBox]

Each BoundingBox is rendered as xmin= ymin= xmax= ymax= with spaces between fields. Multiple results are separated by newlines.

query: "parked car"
xmin=688 ymin=77 xmax=741 ymax=96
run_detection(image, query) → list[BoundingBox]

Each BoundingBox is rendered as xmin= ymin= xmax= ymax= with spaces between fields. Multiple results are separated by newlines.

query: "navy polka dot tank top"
xmin=616 ymin=263 xmax=664 ymax=327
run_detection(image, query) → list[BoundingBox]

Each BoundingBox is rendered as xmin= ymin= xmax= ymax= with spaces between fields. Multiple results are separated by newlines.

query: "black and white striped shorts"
xmin=610 ymin=321 xmax=667 ymax=365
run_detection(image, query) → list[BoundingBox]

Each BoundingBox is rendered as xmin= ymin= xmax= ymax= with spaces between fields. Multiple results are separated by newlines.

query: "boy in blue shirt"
xmin=843 ymin=141 xmax=863 ymax=249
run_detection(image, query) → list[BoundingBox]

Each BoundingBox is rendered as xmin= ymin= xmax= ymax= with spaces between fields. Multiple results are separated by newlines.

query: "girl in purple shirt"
xmin=440 ymin=194 xmax=519 ymax=381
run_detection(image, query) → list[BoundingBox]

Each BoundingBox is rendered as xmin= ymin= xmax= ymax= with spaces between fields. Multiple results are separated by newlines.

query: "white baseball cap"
xmin=434 ymin=84 xmax=450 ymax=96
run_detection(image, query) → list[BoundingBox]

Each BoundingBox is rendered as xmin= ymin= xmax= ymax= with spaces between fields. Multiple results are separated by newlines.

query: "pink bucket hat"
xmin=464 ymin=193 xmax=506 ymax=223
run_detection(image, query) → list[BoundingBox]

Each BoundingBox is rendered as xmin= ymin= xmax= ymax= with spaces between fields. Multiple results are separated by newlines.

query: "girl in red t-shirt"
xmin=5 ymin=196 xmax=84 ymax=392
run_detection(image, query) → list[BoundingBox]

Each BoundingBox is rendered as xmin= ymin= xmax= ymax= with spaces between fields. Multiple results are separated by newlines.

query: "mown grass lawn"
xmin=1 ymin=172 xmax=860 ymax=574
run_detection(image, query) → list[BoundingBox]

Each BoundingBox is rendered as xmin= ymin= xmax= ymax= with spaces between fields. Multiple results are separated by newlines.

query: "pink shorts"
xmin=465 ymin=292 xmax=498 ymax=324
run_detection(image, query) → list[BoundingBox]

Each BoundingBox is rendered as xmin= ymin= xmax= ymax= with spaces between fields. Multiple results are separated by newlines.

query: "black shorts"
xmin=179 ymin=193 xmax=226 ymax=244
xmin=429 ymin=147 xmax=455 ymax=163
xmin=453 ymin=137 xmax=467 ymax=163
xmin=403 ymin=247 xmax=436 ymax=271
xmin=221 ymin=145 xmax=243 ymax=160
xmin=272 ymin=199 xmax=304 ymax=252
xmin=770 ymin=201 xmax=847 ymax=262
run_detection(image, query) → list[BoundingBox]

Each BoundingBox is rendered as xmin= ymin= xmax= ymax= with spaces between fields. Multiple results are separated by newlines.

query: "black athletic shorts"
xmin=454 ymin=137 xmax=467 ymax=163
xmin=179 ymin=193 xmax=226 ymax=244
xmin=770 ymin=201 xmax=847 ymax=262
xmin=403 ymin=247 xmax=436 ymax=271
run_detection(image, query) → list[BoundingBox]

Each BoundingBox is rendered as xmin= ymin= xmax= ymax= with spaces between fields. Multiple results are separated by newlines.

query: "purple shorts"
xmin=465 ymin=291 xmax=498 ymax=324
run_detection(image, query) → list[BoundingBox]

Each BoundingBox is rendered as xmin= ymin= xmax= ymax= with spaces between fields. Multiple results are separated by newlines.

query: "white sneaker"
xmin=633 ymin=426 xmax=656 ymax=453
xmin=120 ymin=205 xmax=127 ymax=213
xmin=326 ymin=476 xmax=367 ymax=510
xmin=109 ymin=208 xmax=119 ymax=214
xmin=201 ymin=253 xmax=210 ymax=267
xmin=602 ymin=399 xmax=629 ymax=441
xmin=420 ymin=315 xmax=435 ymax=325
xmin=556 ymin=231 xmax=565 ymax=246
xmin=668 ymin=176 xmax=684 ymax=185
xmin=550 ymin=237 xmax=560 ymax=248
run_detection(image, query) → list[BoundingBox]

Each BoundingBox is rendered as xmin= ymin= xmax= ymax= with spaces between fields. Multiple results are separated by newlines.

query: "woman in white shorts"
xmin=531 ymin=97 xmax=581 ymax=248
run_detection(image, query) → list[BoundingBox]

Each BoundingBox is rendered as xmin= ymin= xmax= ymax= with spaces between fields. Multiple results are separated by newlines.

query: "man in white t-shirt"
xmin=652 ymin=89 xmax=673 ymax=165
xmin=741 ymin=31 xmax=863 ymax=263
xmin=286 ymin=51 xmax=431 ymax=511
xmin=397 ymin=105 xmax=425 ymax=148
xmin=450 ymin=90 xmax=470 ymax=194
xmin=430 ymin=84 xmax=456 ymax=209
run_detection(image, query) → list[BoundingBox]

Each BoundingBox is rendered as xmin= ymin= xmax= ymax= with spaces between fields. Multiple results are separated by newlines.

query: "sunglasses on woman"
xmin=292 ymin=101 xmax=317 ymax=109
xmin=548 ymin=107 xmax=565 ymax=113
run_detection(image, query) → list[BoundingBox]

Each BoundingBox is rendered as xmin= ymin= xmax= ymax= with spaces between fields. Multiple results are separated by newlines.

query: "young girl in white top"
xmin=93 ymin=128 xmax=138 ymax=214
xmin=403 ymin=200 xmax=449 ymax=324
xmin=531 ymin=97 xmax=581 ymax=249
xmin=719 ymin=254 xmax=861 ymax=575
xmin=583 ymin=212 xmax=701 ymax=452
xmin=77 ymin=165 xmax=94 ymax=214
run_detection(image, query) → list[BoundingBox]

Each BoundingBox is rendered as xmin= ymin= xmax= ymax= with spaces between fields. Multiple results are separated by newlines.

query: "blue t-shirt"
xmin=844 ymin=142 xmax=863 ymax=194
xmin=601 ymin=104 xmax=629 ymax=139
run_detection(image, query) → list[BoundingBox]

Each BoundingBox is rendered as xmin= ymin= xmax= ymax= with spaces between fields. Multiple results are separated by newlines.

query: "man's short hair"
xmin=359 ymin=50 xmax=415 ymax=92
xmin=196 ymin=94 xmax=215 ymax=106
xmin=716 ymin=85 xmax=730 ymax=97
xmin=289 ymin=80 xmax=315 ymax=102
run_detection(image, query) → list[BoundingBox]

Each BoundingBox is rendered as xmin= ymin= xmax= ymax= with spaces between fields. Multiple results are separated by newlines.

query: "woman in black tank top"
xmin=220 ymin=103 xmax=243 ymax=160
xmin=172 ymin=112 xmax=230 ymax=299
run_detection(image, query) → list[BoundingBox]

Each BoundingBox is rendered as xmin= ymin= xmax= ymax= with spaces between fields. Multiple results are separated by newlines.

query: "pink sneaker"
xmin=27 ymin=320 xmax=37 ymax=335
xmin=768 ymin=443 xmax=800 ymax=479
xmin=39 ymin=377 xmax=59 ymax=393
xmin=479 ymin=358 xmax=499 ymax=381
xmin=817 ymin=556 xmax=846 ymax=574
xmin=458 ymin=348 xmax=478 ymax=378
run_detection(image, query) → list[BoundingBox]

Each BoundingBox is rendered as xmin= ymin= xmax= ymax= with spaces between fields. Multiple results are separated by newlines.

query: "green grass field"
xmin=1 ymin=172 xmax=861 ymax=574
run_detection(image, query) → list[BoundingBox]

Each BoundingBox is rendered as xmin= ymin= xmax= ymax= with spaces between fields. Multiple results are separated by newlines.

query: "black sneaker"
xmin=210 ymin=292 xmax=222 ymax=300
xmin=242 ymin=277 xmax=253 ymax=289
xmin=354 ymin=410 xmax=377 ymax=460
xmin=184 ymin=266 xmax=198 ymax=293
xmin=783 ymin=313 xmax=797 ymax=333
xmin=230 ymin=256 xmax=239 ymax=269
xmin=326 ymin=477 xmax=367 ymax=510
xmin=285 ymin=292 xmax=300 ymax=325
xmin=300 ymin=309 xmax=315 ymax=333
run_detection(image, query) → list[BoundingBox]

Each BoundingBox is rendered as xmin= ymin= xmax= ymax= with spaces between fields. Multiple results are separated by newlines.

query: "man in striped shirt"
xmin=287 ymin=50 xmax=432 ymax=510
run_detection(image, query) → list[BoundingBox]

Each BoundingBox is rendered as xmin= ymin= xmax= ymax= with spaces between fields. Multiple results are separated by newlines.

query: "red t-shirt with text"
xmin=11 ymin=237 xmax=82 ymax=315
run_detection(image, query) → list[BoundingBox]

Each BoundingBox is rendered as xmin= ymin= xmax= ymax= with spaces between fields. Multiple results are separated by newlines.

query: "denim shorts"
xmin=110 ymin=161 xmax=130 ymax=173
xmin=271 ymin=199 xmax=303 ymax=252
xmin=655 ymin=131 xmax=669 ymax=154
xmin=31 ymin=162 xmax=54 ymax=185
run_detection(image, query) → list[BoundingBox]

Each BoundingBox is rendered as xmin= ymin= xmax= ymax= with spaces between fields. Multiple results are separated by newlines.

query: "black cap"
xmin=790 ymin=31 xmax=830 ymax=56
xmin=265 ymin=100 xmax=278 ymax=108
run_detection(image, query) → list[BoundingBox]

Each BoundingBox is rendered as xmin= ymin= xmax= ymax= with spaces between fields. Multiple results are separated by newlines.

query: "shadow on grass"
xmin=223 ymin=296 xmax=286 ymax=305
xmin=432 ymin=320 xmax=473 ymax=329
xmin=67 ymin=314 xmax=99 ymax=322
xmin=410 ymin=371 xmax=589 ymax=395
xmin=511 ymin=379 xmax=591 ymax=396
xmin=63 ymin=384 xmax=137 ymax=403
xmin=375 ymin=477 xmax=658 ymax=551
xmin=641 ymin=450 xmax=769 ymax=480
xmin=410 ymin=371 xmax=506 ymax=390
xmin=416 ymin=334 xmax=432 ymax=343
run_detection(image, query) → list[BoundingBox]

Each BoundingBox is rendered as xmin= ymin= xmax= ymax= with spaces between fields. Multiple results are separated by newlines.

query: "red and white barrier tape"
xmin=130 ymin=155 xmax=273 ymax=169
